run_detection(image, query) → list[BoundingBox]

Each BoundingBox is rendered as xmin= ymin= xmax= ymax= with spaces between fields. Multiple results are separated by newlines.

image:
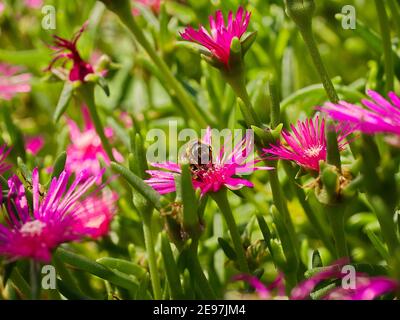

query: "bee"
xmin=180 ymin=139 xmax=213 ymax=180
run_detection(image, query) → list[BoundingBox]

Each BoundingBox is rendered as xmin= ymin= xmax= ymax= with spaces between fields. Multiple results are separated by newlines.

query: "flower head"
xmin=66 ymin=106 xmax=123 ymax=178
xmin=263 ymin=116 xmax=353 ymax=172
xmin=0 ymin=169 xmax=116 ymax=262
xmin=320 ymin=90 xmax=400 ymax=138
xmin=0 ymin=145 xmax=11 ymax=175
xmin=145 ymin=128 xmax=272 ymax=196
xmin=181 ymin=7 xmax=251 ymax=66
xmin=47 ymin=22 xmax=94 ymax=82
xmin=0 ymin=63 xmax=31 ymax=100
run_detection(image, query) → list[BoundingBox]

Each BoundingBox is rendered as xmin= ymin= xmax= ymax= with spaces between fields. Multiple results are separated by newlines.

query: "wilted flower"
xmin=145 ymin=128 xmax=272 ymax=195
xmin=26 ymin=136 xmax=44 ymax=156
xmin=320 ymin=90 xmax=400 ymax=139
xmin=0 ymin=145 xmax=11 ymax=175
xmin=181 ymin=7 xmax=251 ymax=66
xmin=66 ymin=106 xmax=123 ymax=178
xmin=0 ymin=63 xmax=31 ymax=100
xmin=47 ymin=22 xmax=94 ymax=82
xmin=264 ymin=116 xmax=353 ymax=172
xmin=0 ymin=169 xmax=116 ymax=262
xmin=235 ymin=259 xmax=399 ymax=300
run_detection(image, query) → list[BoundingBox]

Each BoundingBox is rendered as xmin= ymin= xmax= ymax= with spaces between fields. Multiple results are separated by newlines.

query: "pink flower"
xmin=0 ymin=63 xmax=31 ymax=100
xmin=235 ymin=259 xmax=399 ymax=300
xmin=263 ymin=116 xmax=353 ymax=172
xmin=320 ymin=90 xmax=400 ymax=137
xmin=47 ymin=22 xmax=94 ymax=82
xmin=66 ymin=106 xmax=123 ymax=178
xmin=132 ymin=0 xmax=161 ymax=16
xmin=145 ymin=128 xmax=272 ymax=195
xmin=0 ymin=145 xmax=11 ymax=175
xmin=0 ymin=169 xmax=116 ymax=262
xmin=181 ymin=7 xmax=251 ymax=66
xmin=24 ymin=0 xmax=43 ymax=8
xmin=0 ymin=2 xmax=4 ymax=14
xmin=26 ymin=136 xmax=44 ymax=156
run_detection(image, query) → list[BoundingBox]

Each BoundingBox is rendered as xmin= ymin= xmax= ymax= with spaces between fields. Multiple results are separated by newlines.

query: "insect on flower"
xmin=146 ymin=127 xmax=273 ymax=195
xmin=181 ymin=139 xmax=213 ymax=181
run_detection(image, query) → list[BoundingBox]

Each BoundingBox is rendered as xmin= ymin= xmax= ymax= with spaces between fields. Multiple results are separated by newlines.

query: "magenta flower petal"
xmin=0 ymin=145 xmax=11 ymax=175
xmin=181 ymin=7 xmax=251 ymax=66
xmin=233 ymin=274 xmax=271 ymax=299
xmin=323 ymin=276 xmax=398 ymax=300
xmin=320 ymin=90 xmax=400 ymax=137
xmin=291 ymin=258 xmax=349 ymax=300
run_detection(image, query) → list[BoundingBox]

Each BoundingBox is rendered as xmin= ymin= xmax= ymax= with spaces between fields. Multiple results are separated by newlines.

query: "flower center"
xmin=304 ymin=145 xmax=323 ymax=158
xmin=20 ymin=220 xmax=46 ymax=237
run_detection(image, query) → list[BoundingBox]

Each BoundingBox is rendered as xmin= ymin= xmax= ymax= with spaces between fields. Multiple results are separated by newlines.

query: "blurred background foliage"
xmin=0 ymin=0 xmax=396 ymax=299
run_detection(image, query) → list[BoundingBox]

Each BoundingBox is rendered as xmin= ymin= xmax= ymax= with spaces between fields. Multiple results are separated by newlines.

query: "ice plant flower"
xmin=47 ymin=22 xmax=94 ymax=82
xmin=320 ymin=90 xmax=400 ymax=138
xmin=0 ymin=145 xmax=11 ymax=175
xmin=181 ymin=7 xmax=251 ymax=67
xmin=264 ymin=116 xmax=353 ymax=172
xmin=0 ymin=169 xmax=116 ymax=262
xmin=66 ymin=106 xmax=123 ymax=178
xmin=0 ymin=63 xmax=31 ymax=100
xmin=146 ymin=128 xmax=272 ymax=195
xmin=235 ymin=259 xmax=399 ymax=300
xmin=26 ymin=136 xmax=44 ymax=156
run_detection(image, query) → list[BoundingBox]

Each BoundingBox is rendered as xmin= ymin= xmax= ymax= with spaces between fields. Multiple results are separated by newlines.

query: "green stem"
xmin=268 ymin=169 xmax=297 ymax=245
xmin=268 ymin=79 xmax=281 ymax=128
xmin=80 ymin=85 xmax=115 ymax=161
xmin=103 ymin=1 xmax=209 ymax=128
xmin=29 ymin=260 xmax=41 ymax=300
xmin=296 ymin=23 xmax=339 ymax=103
xmin=225 ymin=73 xmax=261 ymax=128
xmin=187 ymin=240 xmax=217 ymax=299
xmin=326 ymin=205 xmax=349 ymax=259
xmin=211 ymin=189 xmax=249 ymax=273
xmin=283 ymin=162 xmax=335 ymax=255
xmin=142 ymin=213 xmax=162 ymax=300
xmin=375 ymin=0 xmax=395 ymax=92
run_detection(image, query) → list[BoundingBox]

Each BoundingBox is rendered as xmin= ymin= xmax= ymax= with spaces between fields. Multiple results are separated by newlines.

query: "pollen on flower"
xmin=304 ymin=145 xmax=324 ymax=158
xmin=20 ymin=220 xmax=46 ymax=237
